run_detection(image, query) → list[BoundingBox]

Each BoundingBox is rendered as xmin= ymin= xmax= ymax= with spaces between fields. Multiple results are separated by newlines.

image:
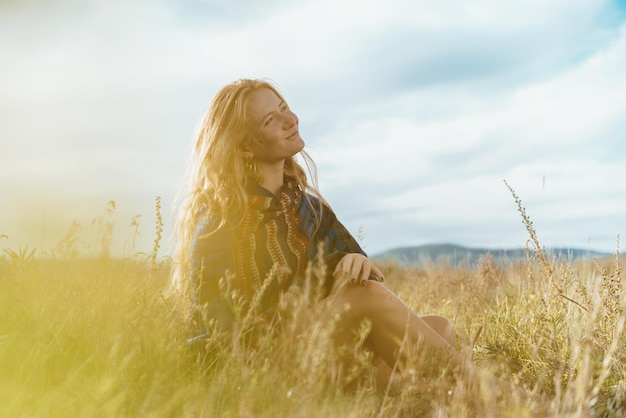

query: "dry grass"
xmin=0 ymin=191 xmax=624 ymax=417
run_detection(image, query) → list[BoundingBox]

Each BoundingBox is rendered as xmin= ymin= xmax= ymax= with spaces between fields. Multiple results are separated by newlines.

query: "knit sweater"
xmin=189 ymin=178 xmax=366 ymax=335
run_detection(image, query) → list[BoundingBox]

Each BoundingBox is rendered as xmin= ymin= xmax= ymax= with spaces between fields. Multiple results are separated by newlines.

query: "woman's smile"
xmin=285 ymin=129 xmax=300 ymax=140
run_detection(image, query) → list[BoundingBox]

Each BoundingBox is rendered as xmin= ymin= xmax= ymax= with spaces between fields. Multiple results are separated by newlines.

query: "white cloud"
xmin=313 ymin=19 xmax=626 ymax=253
xmin=1 ymin=0 xmax=624 ymax=255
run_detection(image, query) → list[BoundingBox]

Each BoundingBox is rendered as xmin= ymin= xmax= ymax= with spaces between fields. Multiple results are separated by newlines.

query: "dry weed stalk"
xmin=93 ymin=200 xmax=116 ymax=259
xmin=594 ymin=236 xmax=623 ymax=324
xmin=150 ymin=196 xmax=164 ymax=274
xmin=126 ymin=214 xmax=142 ymax=257
xmin=504 ymin=180 xmax=587 ymax=312
xmin=504 ymin=181 xmax=626 ymax=416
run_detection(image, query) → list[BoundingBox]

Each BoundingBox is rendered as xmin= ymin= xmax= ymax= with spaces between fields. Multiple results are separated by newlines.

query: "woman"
xmin=172 ymin=78 xmax=477 ymax=390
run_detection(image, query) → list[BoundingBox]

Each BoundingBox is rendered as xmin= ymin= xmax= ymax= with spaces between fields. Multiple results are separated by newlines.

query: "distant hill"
xmin=372 ymin=243 xmax=611 ymax=268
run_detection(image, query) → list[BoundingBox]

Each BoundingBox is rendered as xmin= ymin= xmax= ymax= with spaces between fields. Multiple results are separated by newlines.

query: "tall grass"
xmin=0 ymin=190 xmax=624 ymax=417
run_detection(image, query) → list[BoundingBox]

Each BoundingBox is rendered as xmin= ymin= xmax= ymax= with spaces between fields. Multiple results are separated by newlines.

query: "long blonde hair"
xmin=171 ymin=79 xmax=322 ymax=295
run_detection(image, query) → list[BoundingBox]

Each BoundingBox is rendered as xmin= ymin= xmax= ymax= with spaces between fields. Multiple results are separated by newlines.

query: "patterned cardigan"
xmin=189 ymin=179 xmax=367 ymax=336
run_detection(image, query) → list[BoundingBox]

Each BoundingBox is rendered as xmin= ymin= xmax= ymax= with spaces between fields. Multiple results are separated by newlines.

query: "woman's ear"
xmin=242 ymin=149 xmax=254 ymax=160
xmin=236 ymin=145 xmax=254 ymax=161
xmin=239 ymin=136 xmax=255 ymax=158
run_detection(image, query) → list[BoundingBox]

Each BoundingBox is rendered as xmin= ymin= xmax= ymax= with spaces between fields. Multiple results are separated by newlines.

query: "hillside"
xmin=373 ymin=243 xmax=611 ymax=267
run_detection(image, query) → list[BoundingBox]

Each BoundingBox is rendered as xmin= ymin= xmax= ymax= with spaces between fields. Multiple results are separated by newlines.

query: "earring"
xmin=245 ymin=155 xmax=257 ymax=174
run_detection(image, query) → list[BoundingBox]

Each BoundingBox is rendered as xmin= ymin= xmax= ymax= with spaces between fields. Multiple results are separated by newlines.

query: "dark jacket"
xmin=188 ymin=185 xmax=366 ymax=337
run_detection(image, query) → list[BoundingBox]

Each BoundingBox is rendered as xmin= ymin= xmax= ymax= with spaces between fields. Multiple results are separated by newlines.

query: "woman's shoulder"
xmin=192 ymin=215 xmax=234 ymax=251
xmin=189 ymin=217 xmax=235 ymax=279
xmin=298 ymin=191 xmax=340 ymax=237
xmin=301 ymin=191 xmax=333 ymax=212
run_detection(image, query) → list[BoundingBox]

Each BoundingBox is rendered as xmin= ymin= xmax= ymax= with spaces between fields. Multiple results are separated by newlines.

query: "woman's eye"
xmin=264 ymin=117 xmax=273 ymax=127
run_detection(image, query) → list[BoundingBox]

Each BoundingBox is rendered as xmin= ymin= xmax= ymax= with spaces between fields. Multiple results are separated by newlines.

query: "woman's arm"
xmin=189 ymin=222 xmax=236 ymax=332
xmin=299 ymin=195 xmax=384 ymax=292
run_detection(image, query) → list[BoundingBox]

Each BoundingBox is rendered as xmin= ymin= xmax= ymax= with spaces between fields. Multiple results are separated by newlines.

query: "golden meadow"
xmin=1 ymin=188 xmax=624 ymax=418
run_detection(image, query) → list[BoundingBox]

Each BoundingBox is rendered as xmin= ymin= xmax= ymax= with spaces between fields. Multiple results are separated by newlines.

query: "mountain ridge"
xmin=372 ymin=243 xmax=612 ymax=267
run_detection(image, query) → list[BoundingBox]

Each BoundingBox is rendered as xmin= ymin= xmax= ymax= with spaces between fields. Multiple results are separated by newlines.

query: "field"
xmin=1 ymin=198 xmax=624 ymax=417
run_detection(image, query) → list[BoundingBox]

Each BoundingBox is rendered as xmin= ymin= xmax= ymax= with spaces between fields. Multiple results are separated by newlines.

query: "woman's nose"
xmin=282 ymin=111 xmax=297 ymax=128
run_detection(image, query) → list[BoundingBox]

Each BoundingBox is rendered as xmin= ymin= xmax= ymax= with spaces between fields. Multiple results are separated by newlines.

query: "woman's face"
xmin=245 ymin=88 xmax=304 ymax=164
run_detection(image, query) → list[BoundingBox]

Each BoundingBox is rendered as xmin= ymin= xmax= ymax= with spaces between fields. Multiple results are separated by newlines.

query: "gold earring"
xmin=245 ymin=155 xmax=257 ymax=174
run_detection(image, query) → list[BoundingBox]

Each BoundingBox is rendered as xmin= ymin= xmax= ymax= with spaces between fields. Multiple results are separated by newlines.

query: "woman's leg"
xmin=327 ymin=282 xmax=470 ymax=376
xmin=421 ymin=314 xmax=457 ymax=348
xmin=327 ymin=283 xmax=518 ymax=400
xmin=369 ymin=315 xmax=457 ymax=392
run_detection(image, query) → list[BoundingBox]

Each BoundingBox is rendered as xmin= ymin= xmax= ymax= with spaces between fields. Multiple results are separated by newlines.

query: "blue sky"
xmin=1 ymin=0 xmax=625 ymax=257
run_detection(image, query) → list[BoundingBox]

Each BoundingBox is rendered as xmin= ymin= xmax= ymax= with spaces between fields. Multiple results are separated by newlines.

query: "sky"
xmin=1 ymin=0 xmax=625 ymax=258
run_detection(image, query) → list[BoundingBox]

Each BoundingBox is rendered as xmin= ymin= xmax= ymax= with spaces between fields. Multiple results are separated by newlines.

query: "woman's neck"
xmin=256 ymin=160 xmax=285 ymax=196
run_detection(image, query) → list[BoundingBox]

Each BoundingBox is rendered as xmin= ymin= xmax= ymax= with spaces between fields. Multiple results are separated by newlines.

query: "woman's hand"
xmin=334 ymin=253 xmax=384 ymax=286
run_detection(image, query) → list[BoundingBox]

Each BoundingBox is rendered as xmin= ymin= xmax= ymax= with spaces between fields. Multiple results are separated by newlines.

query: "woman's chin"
xmin=295 ymin=137 xmax=305 ymax=151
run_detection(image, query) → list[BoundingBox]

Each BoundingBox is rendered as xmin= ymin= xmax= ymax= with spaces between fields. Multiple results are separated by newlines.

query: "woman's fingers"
xmin=359 ymin=261 xmax=372 ymax=286
xmin=334 ymin=254 xmax=383 ymax=286
xmin=340 ymin=255 xmax=356 ymax=284
xmin=344 ymin=255 xmax=362 ymax=285
xmin=371 ymin=265 xmax=385 ymax=282
xmin=334 ymin=254 xmax=354 ymax=284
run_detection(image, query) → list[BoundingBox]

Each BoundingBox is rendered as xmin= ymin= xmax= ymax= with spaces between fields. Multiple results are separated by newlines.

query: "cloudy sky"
xmin=1 ymin=0 xmax=625 ymax=257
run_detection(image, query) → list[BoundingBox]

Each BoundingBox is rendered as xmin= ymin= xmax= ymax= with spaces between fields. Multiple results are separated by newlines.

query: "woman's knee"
xmin=332 ymin=281 xmax=395 ymax=315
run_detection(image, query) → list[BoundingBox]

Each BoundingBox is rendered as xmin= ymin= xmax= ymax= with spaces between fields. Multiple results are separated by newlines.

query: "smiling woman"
xmin=171 ymin=78 xmax=496 ymax=393
xmin=245 ymin=88 xmax=305 ymax=169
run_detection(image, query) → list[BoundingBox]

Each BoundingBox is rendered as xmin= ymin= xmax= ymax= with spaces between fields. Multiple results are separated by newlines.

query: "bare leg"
xmin=327 ymin=282 xmax=471 ymax=378
xmin=372 ymin=355 xmax=393 ymax=392
xmin=421 ymin=314 xmax=457 ymax=348
xmin=326 ymin=283 xmax=521 ymax=402
xmin=370 ymin=315 xmax=457 ymax=393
